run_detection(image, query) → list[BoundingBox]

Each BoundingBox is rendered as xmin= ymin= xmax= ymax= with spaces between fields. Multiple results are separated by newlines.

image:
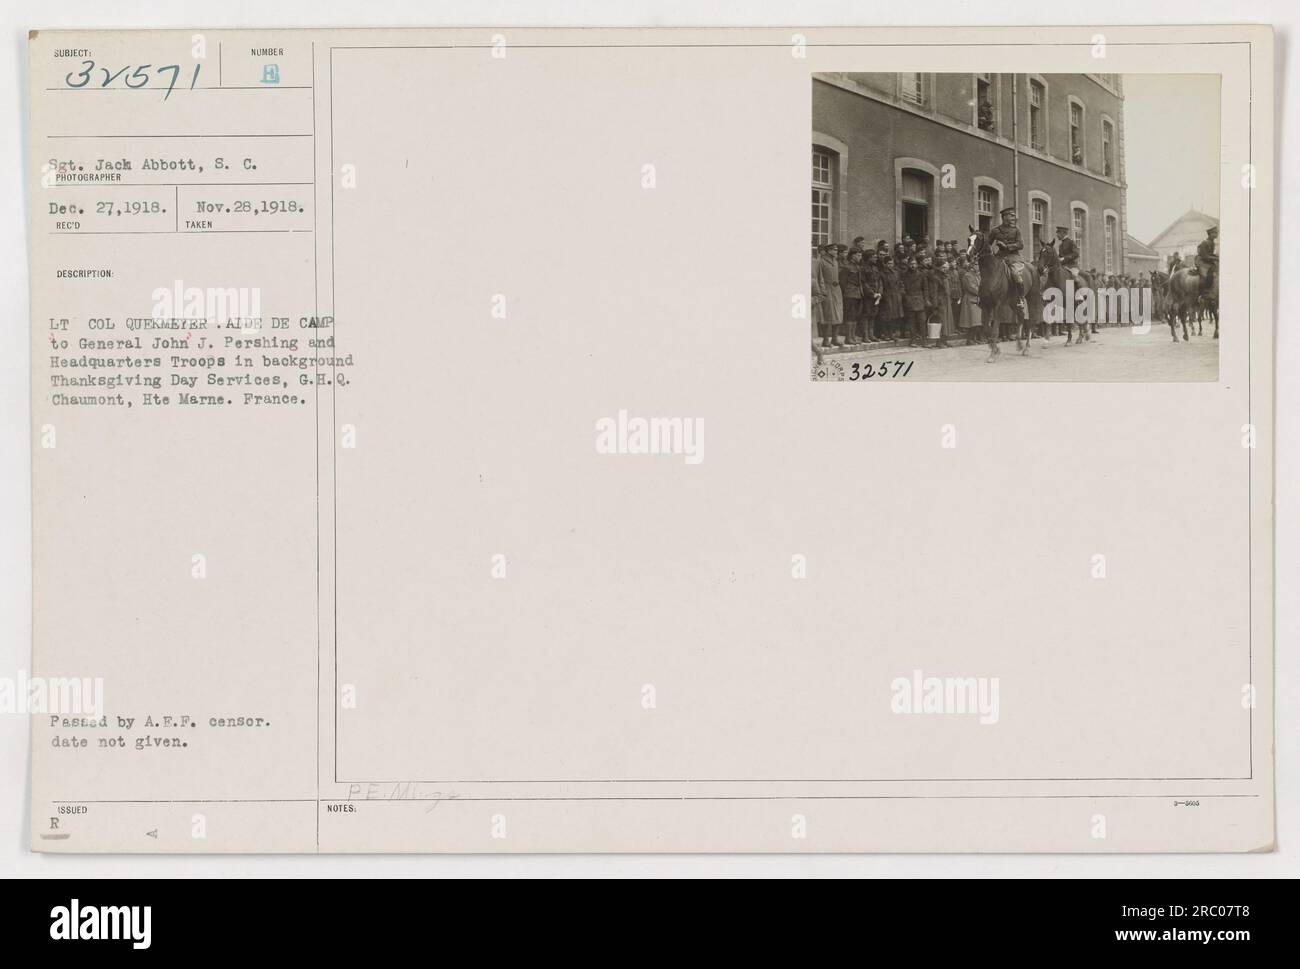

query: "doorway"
xmin=902 ymin=201 xmax=928 ymax=243
xmin=900 ymin=167 xmax=934 ymax=243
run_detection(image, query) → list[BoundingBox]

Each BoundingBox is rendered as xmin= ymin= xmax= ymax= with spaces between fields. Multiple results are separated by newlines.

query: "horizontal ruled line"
xmin=51 ymin=181 xmax=313 ymax=187
xmin=50 ymin=793 xmax=1263 ymax=804
xmin=47 ymin=133 xmax=312 ymax=139
xmin=49 ymin=229 xmax=312 ymax=235
xmin=46 ymin=85 xmax=312 ymax=91
xmin=343 ymin=775 xmax=1258 ymax=784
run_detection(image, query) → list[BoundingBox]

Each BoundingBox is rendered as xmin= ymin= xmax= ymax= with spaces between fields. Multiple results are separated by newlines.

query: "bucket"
xmin=926 ymin=321 xmax=942 ymax=340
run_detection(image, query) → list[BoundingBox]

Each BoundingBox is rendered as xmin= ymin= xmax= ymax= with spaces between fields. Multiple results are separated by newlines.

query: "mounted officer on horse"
xmin=1167 ymin=225 xmax=1219 ymax=341
xmin=966 ymin=205 xmax=1042 ymax=362
xmin=1037 ymin=224 xmax=1089 ymax=345
xmin=988 ymin=206 xmax=1029 ymax=314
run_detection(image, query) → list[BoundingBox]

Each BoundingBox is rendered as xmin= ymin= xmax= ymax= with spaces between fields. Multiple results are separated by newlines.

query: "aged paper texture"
xmin=27 ymin=25 xmax=1273 ymax=852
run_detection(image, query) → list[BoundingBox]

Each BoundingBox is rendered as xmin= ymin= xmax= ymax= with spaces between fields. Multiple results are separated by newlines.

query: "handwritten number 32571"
xmin=64 ymin=61 xmax=201 ymax=100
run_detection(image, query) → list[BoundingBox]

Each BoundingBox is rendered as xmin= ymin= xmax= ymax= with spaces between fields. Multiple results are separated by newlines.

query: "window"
xmin=1069 ymin=101 xmax=1084 ymax=165
xmin=811 ymin=148 xmax=833 ymax=247
xmin=977 ymin=185 xmax=998 ymax=232
xmin=1073 ymin=207 xmax=1088 ymax=262
xmin=812 ymin=148 xmax=831 ymax=189
xmin=976 ymin=73 xmax=995 ymax=132
xmin=1031 ymin=197 xmax=1048 ymax=250
xmin=1028 ymin=79 xmax=1045 ymax=150
xmin=1102 ymin=119 xmax=1114 ymax=178
xmin=1104 ymin=214 xmax=1119 ymax=273
xmin=898 ymin=73 xmax=926 ymax=106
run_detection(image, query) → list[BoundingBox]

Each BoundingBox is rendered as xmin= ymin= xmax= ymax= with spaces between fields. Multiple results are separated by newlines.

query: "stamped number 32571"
xmin=849 ymin=360 xmax=914 ymax=380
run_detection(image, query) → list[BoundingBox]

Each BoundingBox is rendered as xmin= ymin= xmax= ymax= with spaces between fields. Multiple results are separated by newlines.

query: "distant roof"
xmin=1148 ymin=209 xmax=1220 ymax=249
xmin=1125 ymin=234 xmax=1160 ymax=257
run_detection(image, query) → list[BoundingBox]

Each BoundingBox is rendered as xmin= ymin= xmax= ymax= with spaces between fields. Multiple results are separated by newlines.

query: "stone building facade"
xmin=813 ymin=73 xmax=1129 ymax=273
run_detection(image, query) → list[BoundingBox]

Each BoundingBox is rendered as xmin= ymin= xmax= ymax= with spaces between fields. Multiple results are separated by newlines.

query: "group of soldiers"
xmin=811 ymin=204 xmax=1221 ymax=348
xmin=811 ymin=234 xmax=985 ymax=349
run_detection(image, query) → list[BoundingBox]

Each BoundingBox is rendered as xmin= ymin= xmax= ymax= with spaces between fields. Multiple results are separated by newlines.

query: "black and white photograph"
xmin=0 ymin=3 xmax=1290 ymax=945
xmin=811 ymin=72 xmax=1222 ymax=379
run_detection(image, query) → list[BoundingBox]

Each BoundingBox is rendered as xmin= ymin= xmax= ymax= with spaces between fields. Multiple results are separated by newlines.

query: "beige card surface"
xmin=26 ymin=25 xmax=1273 ymax=852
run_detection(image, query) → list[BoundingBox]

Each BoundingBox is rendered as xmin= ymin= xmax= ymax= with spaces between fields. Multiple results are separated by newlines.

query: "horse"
xmin=965 ymin=225 xmax=1043 ymax=362
xmin=1054 ymin=266 xmax=1093 ymax=345
xmin=1040 ymin=246 xmax=1064 ymax=339
xmin=1187 ymin=283 xmax=1207 ymax=336
xmin=1148 ymin=270 xmax=1169 ymax=323
xmin=1200 ymin=287 xmax=1220 ymax=339
xmin=1167 ymin=267 xmax=1217 ymax=342
xmin=1080 ymin=270 xmax=1102 ymax=342
xmin=1038 ymin=246 xmax=1087 ymax=344
xmin=1035 ymin=242 xmax=1061 ymax=341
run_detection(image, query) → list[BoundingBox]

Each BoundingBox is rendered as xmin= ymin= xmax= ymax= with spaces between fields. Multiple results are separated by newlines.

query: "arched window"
xmin=811 ymin=134 xmax=848 ymax=249
xmin=1027 ymin=76 xmax=1048 ymax=151
xmin=1103 ymin=210 xmax=1120 ymax=273
xmin=811 ymin=147 xmax=834 ymax=247
xmin=975 ymin=73 xmax=998 ymax=133
xmin=1071 ymin=203 xmax=1090 ymax=267
xmin=1101 ymin=117 xmax=1115 ymax=178
xmin=973 ymin=176 xmax=1004 ymax=233
xmin=1068 ymin=97 xmax=1086 ymax=166
xmin=977 ymin=186 xmax=997 ymax=230
xmin=1028 ymin=192 xmax=1051 ymax=251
